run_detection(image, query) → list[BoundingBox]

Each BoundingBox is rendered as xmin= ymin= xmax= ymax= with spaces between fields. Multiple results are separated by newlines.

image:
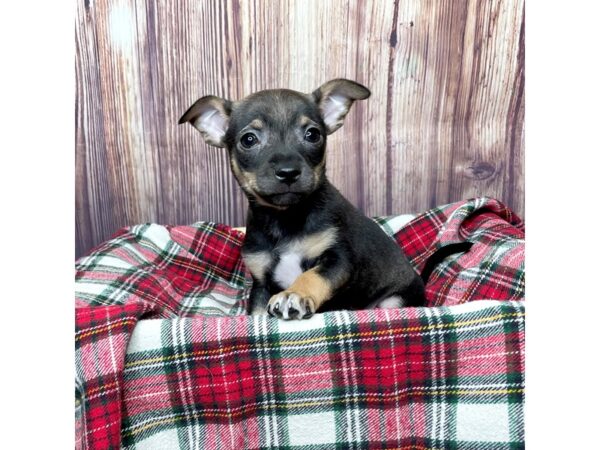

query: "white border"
xmin=527 ymin=1 xmax=600 ymax=447
xmin=0 ymin=1 xmax=74 ymax=447
xmin=2 ymin=0 xmax=599 ymax=447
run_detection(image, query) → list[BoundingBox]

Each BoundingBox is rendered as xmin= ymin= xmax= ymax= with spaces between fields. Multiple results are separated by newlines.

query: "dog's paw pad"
xmin=268 ymin=292 xmax=315 ymax=320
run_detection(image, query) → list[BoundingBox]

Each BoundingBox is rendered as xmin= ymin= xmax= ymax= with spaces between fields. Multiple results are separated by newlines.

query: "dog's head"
xmin=179 ymin=79 xmax=370 ymax=209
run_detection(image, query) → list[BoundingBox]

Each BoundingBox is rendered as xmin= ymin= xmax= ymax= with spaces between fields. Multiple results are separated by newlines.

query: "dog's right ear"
xmin=312 ymin=79 xmax=371 ymax=134
xmin=178 ymin=96 xmax=232 ymax=148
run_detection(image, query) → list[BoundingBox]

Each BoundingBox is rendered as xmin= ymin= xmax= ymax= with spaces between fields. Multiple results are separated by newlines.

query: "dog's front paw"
xmin=268 ymin=291 xmax=316 ymax=320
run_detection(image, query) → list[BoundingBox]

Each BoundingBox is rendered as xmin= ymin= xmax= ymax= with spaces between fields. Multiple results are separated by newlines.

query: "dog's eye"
xmin=240 ymin=133 xmax=259 ymax=149
xmin=304 ymin=128 xmax=321 ymax=143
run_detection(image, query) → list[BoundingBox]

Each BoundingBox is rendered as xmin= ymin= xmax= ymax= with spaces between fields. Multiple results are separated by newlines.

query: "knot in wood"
xmin=464 ymin=162 xmax=496 ymax=180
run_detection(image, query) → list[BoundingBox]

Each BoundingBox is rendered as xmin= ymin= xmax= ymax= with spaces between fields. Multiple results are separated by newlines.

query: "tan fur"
xmin=231 ymin=157 xmax=288 ymax=211
xmin=242 ymin=251 xmax=272 ymax=283
xmin=230 ymin=157 xmax=246 ymax=185
xmin=298 ymin=115 xmax=311 ymax=127
xmin=242 ymin=170 xmax=258 ymax=190
xmin=284 ymin=268 xmax=332 ymax=310
xmin=249 ymin=119 xmax=264 ymax=129
xmin=253 ymin=193 xmax=288 ymax=210
xmin=230 ymin=158 xmax=255 ymax=190
xmin=287 ymin=228 xmax=337 ymax=259
xmin=313 ymin=158 xmax=326 ymax=187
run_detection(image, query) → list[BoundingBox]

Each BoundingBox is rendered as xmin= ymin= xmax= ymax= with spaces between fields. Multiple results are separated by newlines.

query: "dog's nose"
xmin=275 ymin=167 xmax=301 ymax=184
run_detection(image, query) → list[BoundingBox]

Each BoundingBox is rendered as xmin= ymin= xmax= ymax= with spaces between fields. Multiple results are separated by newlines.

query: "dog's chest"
xmin=273 ymin=250 xmax=304 ymax=289
xmin=271 ymin=228 xmax=338 ymax=289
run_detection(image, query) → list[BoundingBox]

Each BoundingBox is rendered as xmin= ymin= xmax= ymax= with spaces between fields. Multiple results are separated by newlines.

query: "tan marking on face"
xmin=298 ymin=115 xmax=311 ymax=127
xmin=313 ymin=157 xmax=326 ymax=187
xmin=230 ymin=157 xmax=288 ymax=211
xmin=242 ymin=170 xmax=258 ymax=190
xmin=251 ymin=192 xmax=288 ymax=210
xmin=231 ymin=158 xmax=256 ymax=190
xmin=230 ymin=158 xmax=245 ymax=184
xmin=242 ymin=251 xmax=272 ymax=283
xmin=285 ymin=268 xmax=332 ymax=310
xmin=249 ymin=119 xmax=264 ymax=129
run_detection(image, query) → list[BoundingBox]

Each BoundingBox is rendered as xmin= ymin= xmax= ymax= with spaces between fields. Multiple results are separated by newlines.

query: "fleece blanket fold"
xmin=75 ymin=197 xmax=525 ymax=449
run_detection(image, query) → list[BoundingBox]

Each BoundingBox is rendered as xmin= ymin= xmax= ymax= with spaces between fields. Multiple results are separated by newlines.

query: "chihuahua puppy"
xmin=179 ymin=79 xmax=424 ymax=319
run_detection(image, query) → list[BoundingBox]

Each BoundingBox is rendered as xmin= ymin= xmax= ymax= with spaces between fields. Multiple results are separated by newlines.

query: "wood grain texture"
xmin=76 ymin=0 xmax=524 ymax=258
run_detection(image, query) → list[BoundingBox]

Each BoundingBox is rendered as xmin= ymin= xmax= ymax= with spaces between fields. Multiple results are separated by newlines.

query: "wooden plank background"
xmin=76 ymin=0 xmax=524 ymax=258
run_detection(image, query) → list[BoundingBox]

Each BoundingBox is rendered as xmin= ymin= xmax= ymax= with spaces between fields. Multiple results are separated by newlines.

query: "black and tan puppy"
xmin=179 ymin=79 xmax=424 ymax=319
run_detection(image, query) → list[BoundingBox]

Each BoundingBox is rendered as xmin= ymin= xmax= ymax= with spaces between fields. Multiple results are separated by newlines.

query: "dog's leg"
xmin=268 ymin=250 xmax=350 ymax=320
xmin=267 ymin=268 xmax=329 ymax=319
xmin=248 ymin=279 xmax=271 ymax=315
xmin=242 ymin=247 xmax=273 ymax=315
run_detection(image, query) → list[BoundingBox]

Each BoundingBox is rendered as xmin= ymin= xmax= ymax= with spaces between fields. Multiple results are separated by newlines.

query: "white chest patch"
xmin=273 ymin=252 xmax=303 ymax=289
xmin=271 ymin=228 xmax=338 ymax=290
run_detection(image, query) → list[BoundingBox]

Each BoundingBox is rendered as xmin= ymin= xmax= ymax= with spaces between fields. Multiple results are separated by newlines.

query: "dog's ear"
xmin=178 ymin=96 xmax=232 ymax=147
xmin=312 ymin=79 xmax=370 ymax=134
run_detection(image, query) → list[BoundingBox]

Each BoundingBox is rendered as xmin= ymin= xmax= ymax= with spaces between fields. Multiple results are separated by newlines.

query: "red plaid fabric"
xmin=392 ymin=196 xmax=524 ymax=305
xmin=75 ymin=303 xmax=153 ymax=448
xmin=75 ymin=197 xmax=525 ymax=449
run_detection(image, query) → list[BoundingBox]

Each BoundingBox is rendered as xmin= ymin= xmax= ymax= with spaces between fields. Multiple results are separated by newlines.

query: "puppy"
xmin=179 ymin=79 xmax=425 ymax=319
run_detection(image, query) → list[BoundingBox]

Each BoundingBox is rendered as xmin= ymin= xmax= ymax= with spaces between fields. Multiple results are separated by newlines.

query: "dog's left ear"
xmin=312 ymin=79 xmax=371 ymax=134
xmin=178 ymin=95 xmax=232 ymax=148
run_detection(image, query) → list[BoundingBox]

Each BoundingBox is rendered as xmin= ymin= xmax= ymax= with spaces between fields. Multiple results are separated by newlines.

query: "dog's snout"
xmin=275 ymin=167 xmax=302 ymax=184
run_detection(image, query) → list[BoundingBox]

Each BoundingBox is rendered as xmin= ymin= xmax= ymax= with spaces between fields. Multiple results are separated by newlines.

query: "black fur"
xmin=243 ymin=179 xmax=425 ymax=313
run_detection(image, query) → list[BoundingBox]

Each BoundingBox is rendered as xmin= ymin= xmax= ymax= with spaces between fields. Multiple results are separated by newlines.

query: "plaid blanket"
xmin=75 ymin=197 xmax=525 ymax=449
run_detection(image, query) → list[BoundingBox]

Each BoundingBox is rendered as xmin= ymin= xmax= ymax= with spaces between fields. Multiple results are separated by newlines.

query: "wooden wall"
xmin=76 ymin=0 xmax=524 ymax=258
